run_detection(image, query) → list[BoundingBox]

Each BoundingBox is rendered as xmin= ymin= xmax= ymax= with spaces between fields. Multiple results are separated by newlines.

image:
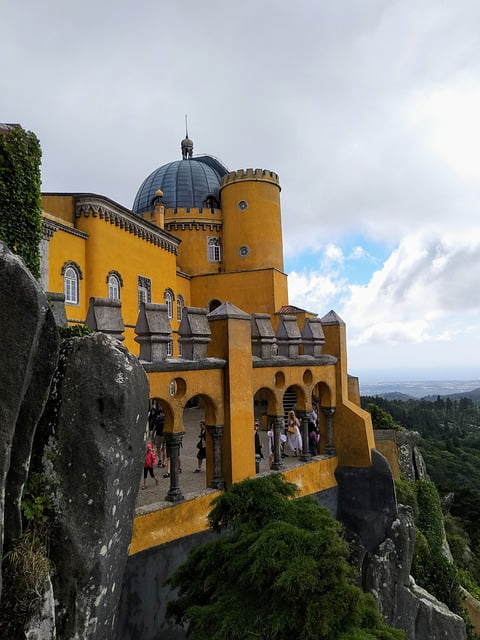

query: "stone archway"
xmin=182 ymin=393 xmax=224 ymax=491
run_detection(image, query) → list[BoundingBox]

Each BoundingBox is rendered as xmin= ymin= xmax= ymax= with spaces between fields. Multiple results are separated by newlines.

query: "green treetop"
xmin=167 ymin=474 xmax=405 ymax=640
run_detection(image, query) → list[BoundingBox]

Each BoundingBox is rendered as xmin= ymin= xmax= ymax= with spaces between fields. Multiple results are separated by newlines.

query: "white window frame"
xmin=108 ymin=274 xmax=120 ymax=300
xmin=208 ymin=237 xmax=221 ymax=262
xmin=177 ymin=295 xmax=184 ymax=322
xmin=138 ymin=275 xmax=151 ymax=309
xmin=64 ymin=266 xmax=79 ymax=304
xmin=165 ymin=290 xmax=174 ymax=319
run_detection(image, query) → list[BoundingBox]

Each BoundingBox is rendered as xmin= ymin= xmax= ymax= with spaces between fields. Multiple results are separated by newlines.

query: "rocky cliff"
xmin=0 ymin=243 xmax=149 ymax=639
xmin=336 ymin=438 xmax=466 ymax=640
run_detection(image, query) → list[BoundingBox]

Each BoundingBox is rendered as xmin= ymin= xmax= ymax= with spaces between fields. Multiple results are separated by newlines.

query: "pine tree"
xmin=167 ymin=474 xmax=404 ymax=640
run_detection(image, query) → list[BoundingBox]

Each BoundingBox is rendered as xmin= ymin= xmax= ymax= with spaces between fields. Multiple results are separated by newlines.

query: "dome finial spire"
xmin=181 ymin=115 xmax=193 ymax=160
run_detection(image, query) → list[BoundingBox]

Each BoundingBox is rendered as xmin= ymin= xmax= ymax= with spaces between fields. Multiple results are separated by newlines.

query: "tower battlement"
xmin=220 ymin=168 xmax=280 ymax=188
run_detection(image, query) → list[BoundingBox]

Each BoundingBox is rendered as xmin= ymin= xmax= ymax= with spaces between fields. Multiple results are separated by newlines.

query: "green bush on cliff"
xmin=0 ymin=124 xmax=42 ymax=278
xmin=395 ymin=478 xmax=462 ymax=613
xmin=167 ymin=474 xmax=405 ymax=640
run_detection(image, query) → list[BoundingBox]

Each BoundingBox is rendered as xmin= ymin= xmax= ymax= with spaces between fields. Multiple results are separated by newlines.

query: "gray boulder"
xmin=39 ymin=333 xmax=148 ymax=640
xmin=358 ymin=506 xmax=466 ymax=639
xmin=396 ymin=431 xmax=428 ymax=480
xmin=0 ymin=243 xmax=59 ymax=593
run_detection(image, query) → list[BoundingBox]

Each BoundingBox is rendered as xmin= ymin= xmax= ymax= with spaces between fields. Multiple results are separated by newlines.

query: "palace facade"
xmin=40 ymin=133 xmax=375 ymax=553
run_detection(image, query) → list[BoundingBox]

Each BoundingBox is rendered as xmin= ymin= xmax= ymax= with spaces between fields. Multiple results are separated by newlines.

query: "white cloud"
xmin=3 ymin=0 xmax=480 ymax=377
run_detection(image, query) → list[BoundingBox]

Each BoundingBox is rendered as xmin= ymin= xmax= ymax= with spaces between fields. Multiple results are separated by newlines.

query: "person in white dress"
xmin=286 ymin=410 xmax=302 ymax=456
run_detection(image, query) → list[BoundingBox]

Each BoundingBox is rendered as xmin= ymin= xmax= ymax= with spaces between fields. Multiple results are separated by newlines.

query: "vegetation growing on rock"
xmin=0 ymin=125 xmax=42 ymax=278
xmin=167 ymin=474 xmax=405 ymax=640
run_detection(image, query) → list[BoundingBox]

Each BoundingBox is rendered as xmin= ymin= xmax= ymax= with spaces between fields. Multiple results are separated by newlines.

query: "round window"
xmin=237 ymin=200 xmax=248 ymax=211
xmin=238 ymin=245 xmax=250 ymax=258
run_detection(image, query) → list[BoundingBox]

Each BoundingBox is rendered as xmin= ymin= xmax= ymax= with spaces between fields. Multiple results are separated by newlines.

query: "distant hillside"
xmin=375 ymin=392 xmax=416 ymax=401
xmin=422 ymin=387 xmax=480 ymax=402
xmin=361 ymin=385 xmax=480 ymax=402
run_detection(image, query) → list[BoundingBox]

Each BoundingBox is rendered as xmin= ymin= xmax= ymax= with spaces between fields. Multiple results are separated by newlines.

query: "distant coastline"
xmin=359 ymin=379 xmax=480 ymax=399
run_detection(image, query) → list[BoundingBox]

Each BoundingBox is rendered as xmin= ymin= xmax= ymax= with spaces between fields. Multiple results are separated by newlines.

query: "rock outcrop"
xmin=396 ymin=430 xmax=428 ymax=480
xmin=0 ymin=242 xmax=59 ymax=594
xmin=0 ymin=243 xmax=149 ymax=639
xmin=360 ymin=507 xmax=466 ymax=640
xmin=34 ymin=332 xmax=149 ymax=639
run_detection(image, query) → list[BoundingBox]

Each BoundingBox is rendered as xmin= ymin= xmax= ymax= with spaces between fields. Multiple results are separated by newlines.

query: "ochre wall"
xmin=129 ymin=457 xmax=338 ymax=555
xmin=42 ymin=194 xmax=76 ymax=224
xmin=47 ymin=209 xmax=186 ymax=354
xmin=164 ymin=207 xmax=223 ymax=276
xmin=208 ymin=312 xmax=256 ymax=483
xmin=191 ymin=269 xmax=288 ymax=315
xmin=374 ymin=439 xmax=401 ymax=479
xmin=48 ymin=229 xmax=87 ymax=322
xmin=321 ymin=317 xmax=375 ymax=467
xmin=221 ymin=173 xmax=284 ymax=273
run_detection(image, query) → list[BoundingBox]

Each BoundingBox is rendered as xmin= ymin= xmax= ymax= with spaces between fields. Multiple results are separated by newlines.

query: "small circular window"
xmin=237 ymin=200 xmax=248 ymax=211
xmin=238 ymin=245 xmax=250 ymax=258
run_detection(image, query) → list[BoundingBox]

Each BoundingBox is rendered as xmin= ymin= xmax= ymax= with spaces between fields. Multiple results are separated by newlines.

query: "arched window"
xmin=106 ymin=270 xmax=123 ymax=300
xmin=64 ymin=267 xmax=78 ymax=304
xmin=108 ymin=274 xmax=121 ymax=300
xmin=208 ymin=237 xmax=221 ymax=262
xmin=208 ymin=299 xmax=222 ymax=313
xmin=167 ymin=338 xmax=173 ymax=357
xmin=164 ymin=289 xmax=174 ymax=319
xmin=62 ymin=261 xmax=82 ymax=305
xmin=138 ymin=275 xmax=151 ymax=308
xmin=177 ymin=295 xmax=184 ymax=321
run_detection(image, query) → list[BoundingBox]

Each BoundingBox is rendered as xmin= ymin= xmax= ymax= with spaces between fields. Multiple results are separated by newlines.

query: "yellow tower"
xmin=220 ymin=169 xmax=284 ymax=273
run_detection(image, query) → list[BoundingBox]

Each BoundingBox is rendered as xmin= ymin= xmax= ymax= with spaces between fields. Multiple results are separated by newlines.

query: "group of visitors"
xmin=143 ymin=408 xmax=207 ymax=488
xmin=143 ymin=404 xmax=322 ymax=489
xmin=262 ymin=406 xmax=321 ymax=467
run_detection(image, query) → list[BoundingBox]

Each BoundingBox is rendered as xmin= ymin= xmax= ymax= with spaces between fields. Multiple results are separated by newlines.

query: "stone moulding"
xmin=75 ymin=198 xmax=179 ymax=254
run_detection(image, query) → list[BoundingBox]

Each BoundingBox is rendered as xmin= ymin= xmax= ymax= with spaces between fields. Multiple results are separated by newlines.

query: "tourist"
xmin=193 ymin=421 xmax=207 ymax=472
xmin=153 ymin=408 xmax=166 ymax=467
xmin=254 ymin=420 xmax=264 ymax=460
xmin=309 ymin=425 xmax=320 ymax=456
xmin=143 ymin=443 xmax=159 ymax=489
xmin=267 ymin=423 xmax=275 ymax=465
xmin=286 ymin=410 xmax=302 ymax=456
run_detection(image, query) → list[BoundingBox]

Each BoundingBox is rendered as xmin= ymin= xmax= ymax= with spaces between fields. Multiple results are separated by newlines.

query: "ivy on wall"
xmin=0 ymin=124 xmax=42 ymax=278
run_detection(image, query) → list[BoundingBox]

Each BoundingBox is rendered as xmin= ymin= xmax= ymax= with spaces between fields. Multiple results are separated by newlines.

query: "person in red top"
xmin=143 ymin=443 xmax=159 ymax=489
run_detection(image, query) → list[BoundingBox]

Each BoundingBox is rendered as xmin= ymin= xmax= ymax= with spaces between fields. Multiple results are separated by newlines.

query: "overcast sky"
xmin=2 ymin=1 xmax=480 ymax=382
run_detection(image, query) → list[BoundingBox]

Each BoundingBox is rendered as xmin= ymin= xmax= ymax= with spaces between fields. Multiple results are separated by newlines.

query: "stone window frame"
xmin=167 ymin=338 xmax=174 ymax=357
xmin=138 ymin=275 xmax=151 ymax=309
xmin=177 ymin=295 xmax=184 ymax=322
xmin=61 ymin=260 xmax=83 ymax=305
xmin=107 ymin=270 xmax=123 ymax=300
xmin=164 ymin=288 xmax=175 ymax=319
xmin=207 ymin=236 xmax=221 ymax=262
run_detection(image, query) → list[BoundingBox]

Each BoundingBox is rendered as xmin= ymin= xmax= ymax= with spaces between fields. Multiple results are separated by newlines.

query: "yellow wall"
xmin=48 ymin=228 xmax=87 ymax=322
xmin=208 ymin=311 xmax=256 ymax=483
xmin=191 ymin=268 xmax=288 ymax=315
xmin=130 ymin=457 xmax=338 ymax=554
xmin=321 ymin=317 xmax=375 ymax=467
xmin=221 ymin=173 xmax=284 ymax=273
xmin=42 ymin=194 xmax=76 ymax=224
xmin=75 ymin=214 xmax=180 ymax=354
xmin=164 ymin=207 xmax=223 ymax=276
xmin=44 ymin=195 xmax=189 ymax=355
xmin=374 ymin=435 xmax=401 ymax=479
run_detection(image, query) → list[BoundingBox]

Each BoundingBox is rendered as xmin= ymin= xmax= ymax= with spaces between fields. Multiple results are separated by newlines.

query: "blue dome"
xmin=132 ymin=155 xmax=229 ymax=213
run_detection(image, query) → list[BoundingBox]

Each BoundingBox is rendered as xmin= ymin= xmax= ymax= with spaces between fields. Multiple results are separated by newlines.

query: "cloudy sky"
xmin=2 ymin=1 xmax=480 ymax=382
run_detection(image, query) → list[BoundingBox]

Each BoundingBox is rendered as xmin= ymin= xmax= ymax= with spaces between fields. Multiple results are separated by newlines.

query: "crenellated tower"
xmin=220 ymin=168 xmax=284 ymax=273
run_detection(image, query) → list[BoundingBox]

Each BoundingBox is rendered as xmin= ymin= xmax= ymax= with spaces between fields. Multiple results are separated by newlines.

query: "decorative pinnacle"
xmin=181 ymin=115 xmax=193 ymax=160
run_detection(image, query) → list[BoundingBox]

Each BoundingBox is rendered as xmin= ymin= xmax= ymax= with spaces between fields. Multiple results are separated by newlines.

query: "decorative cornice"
xmin=165 ymin=222 xmax=222 ymax=232
xmin=42 ymin=218 xmax=88 ymax=240
xmin=75 ymin=197 xmax=179 ymax=254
